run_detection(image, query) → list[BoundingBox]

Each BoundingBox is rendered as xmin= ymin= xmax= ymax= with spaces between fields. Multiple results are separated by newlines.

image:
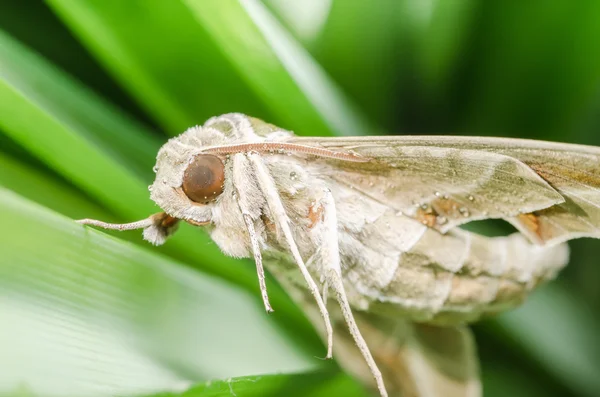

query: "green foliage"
xmin=1 ymin=1 xmax=599 ymax=396
xmin=142 ymin=371 xmax=366 ymax=397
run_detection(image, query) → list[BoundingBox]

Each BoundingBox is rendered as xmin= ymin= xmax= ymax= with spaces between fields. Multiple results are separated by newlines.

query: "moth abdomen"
xmin=362 ymin=231 xmax=569 ymax=325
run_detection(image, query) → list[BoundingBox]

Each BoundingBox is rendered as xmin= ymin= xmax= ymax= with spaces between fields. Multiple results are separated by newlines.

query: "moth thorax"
xmin=182 ymin=154 xmax=225 ymax=204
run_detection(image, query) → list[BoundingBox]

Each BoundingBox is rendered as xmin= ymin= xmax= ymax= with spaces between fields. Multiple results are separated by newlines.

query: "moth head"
xmin=149 ymin=113 xmax=293 ymax=218
xmin=148 ymin=124 xmax=231 ymax=227
xmin=140 ymin=113 xmax=300 ymax=249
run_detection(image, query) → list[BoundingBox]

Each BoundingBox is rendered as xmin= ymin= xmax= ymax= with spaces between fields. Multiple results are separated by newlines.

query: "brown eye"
xmin=182 ymin=154 xmax=225 ymax=204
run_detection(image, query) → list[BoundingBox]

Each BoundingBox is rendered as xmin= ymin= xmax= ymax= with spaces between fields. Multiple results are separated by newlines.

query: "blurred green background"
xmin=0 ymin=1 xmax=599 ymax=396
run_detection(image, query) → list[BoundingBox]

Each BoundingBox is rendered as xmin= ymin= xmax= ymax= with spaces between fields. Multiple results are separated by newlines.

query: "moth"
xmin=78 ymin=113 xmax=600 ymax=397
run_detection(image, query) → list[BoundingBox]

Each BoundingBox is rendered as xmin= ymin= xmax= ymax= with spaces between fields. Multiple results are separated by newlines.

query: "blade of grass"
xmin=264 ymin=0 xmax=332 ymax=44
xmin=46 ymin=0 xmax=370 ymax=136
xmin=0 ymin=151 xmax=112 ymax=221
xmin=45 ymin=0 xmax=272 ymax=133
xmin=141 ymin=371 xmax=367 ymax=397
xmin=0 ymin=1 xmax=154 ymax=127
xmin=0 ymin=188 xmax=316 ymax=397
xmin=0 ymin=29 xmax=160 ymax=179
xmin=309 ymin=0 xmax=405 ymax=127
xmin=183 ymin=0 xmax=370 ymax=136
xmin=0 ymin=76 xmax=152 ymax=216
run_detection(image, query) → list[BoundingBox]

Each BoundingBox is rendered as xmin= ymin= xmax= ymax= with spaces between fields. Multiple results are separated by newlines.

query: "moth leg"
xmin=77 ymin=213 xmax=180 ymax=246
xmin=248 ymin=153 xmax=334 ymax=359
xmin=322 ymin=280 xmax=329 ymax=304
xmin=76 ymin=217 xmax=155 ymax=230
xmin=317 ymin=189 xmax=388 ymax=397
xmin=242 ymin=213 xmax=274 ymax=313
xmin=232 ymin=153 xmax=274 ymax=313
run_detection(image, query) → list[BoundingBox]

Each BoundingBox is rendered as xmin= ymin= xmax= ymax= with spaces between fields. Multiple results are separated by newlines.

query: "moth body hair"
xmin=208 ymin=155 xmax=257 ymax=258
xmin=142 ymin=218 xmax=179 ymax=246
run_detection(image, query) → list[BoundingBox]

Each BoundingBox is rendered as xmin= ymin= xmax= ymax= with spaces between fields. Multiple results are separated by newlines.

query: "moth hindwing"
xmin=79 ymin=113 xmax=600 ymax=397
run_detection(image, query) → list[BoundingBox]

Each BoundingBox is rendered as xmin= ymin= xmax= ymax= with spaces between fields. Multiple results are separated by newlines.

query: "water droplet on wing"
xmin=436 ymin=216 xmax=448 ymax=225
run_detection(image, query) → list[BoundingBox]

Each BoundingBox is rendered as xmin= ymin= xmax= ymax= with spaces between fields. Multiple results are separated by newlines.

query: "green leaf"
xmin=183 ymin=0 xmax=369 ymax=136
xmin=0 ymin=151 xmax=111 ymax=221
xmin=0 ymin=188 xmax=317 ymax=397
xmin=142 ymin=371 xmax=367 ymax=397
xmin=0 ymin=29 xmax=158 ymax=217
xmin=0 ymin=1 xmax=152 ymax=126
xmin=0 ymin=29 xmax=160 ymax=179
xmin=45 ymin=0 xmax=265 ymax=133
xmin=311 ymin=0 xmax=405 ymax=127
xmin=264 ymin=0 xmax=332 ymax=44
xmin=47 ymin=0 xmax=369 ymax=137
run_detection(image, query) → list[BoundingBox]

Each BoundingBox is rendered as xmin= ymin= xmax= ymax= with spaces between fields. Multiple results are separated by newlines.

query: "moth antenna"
xmin=248 ymin=153 xmax=334 ymax=359
xmin=76 ymin=217 xmax=155 ymax=231
xmin=318 ymin=189 xmax=388 ymax=397
xmin=203 ymin=142 xmax=369 ymax=162
xmin=243 ymin=213 xmax=274 ymax=313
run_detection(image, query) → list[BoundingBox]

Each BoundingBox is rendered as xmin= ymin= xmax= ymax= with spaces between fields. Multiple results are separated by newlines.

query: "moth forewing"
xmin=77 ymin=113 xmax=600 ymax=397
xmin=290 ymin=135 xmax=600 ymax=245
xmin=291 ymin=144 xmax=566 ymax=237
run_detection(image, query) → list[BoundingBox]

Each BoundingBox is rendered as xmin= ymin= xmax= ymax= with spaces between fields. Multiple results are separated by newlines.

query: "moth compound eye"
xmin=182 ymin=154 xmax=225 ymax=204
